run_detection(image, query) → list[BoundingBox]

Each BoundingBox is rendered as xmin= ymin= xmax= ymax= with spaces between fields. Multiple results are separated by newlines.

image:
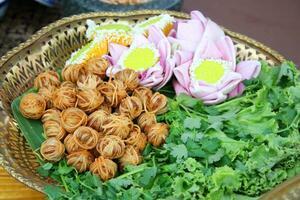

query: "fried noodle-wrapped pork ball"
xmin=98 ymin=101 xmax=112 ymax=113
xmin=125 ymin=125 xmax=147 ymax=152
xmin=119 ymin=96 xmax=143 ymax=119
xmin=43 ymin=120 xmax=66 ymax=140
xmin=102 ymin=114 xmax=133 ymax=139
xmin=137 ymin=112 xmax=157 ymax=133
xmin=146 ymin=92 xmax=168 ymax=114
xmin=38 ymin=86 xmax=57 ymax=109
xmin=119 ymin=145 xmax=142 ymax=169
xmin=77 ymin=74 xmax=102 ymax=90
xmin=34 ymin=70 xmax=61 ymax=89
xmin=19 ymin=93 xmax=46 ymax=119
xmin=114 ymin=69 xmax=139 ymax=91
xmin=62 ymin=64 xmax=86 ymax=83
xmin=132 ymin=86 xmax=153 ymax=108
xmin=60 ymin=81 xmax=76 ymax=88
xmin=52 ymin=81 xmax=77 ymax=110
xmin=61 ymin=108 xmax=88 ymax=133
xmin=98 ymin=80 xmax=127 ymax=107
xmin=85 ymin=57 xmax=110 ymax=79
xmin=147 ymin=123 xmax=169 ymax=147
xmin=73 ymin=126 xmax=99 ymax=150
xmin=40 ymin=137 xmax=65 ymax=162
xmin=64 ymin=134 xmax=84 ymax=154
xmin=41 ymin=108 xmax=61 ymax=124
xmin=96 ymin=135 xmax=125 ymax=159
xmin=87 ymin=110 xmax=110 ymax=132
xmin=90 ymin=156 xmax=117 ymax=181
xmin=66 ymin=150 xmax=94 ymax=172
xmin=77 ymin=89 xmax=104 ymax=113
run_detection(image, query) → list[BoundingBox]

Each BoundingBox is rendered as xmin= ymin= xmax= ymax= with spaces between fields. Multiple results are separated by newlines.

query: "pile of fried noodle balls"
xmin=19 ymin=57 xmax=169 ymax=181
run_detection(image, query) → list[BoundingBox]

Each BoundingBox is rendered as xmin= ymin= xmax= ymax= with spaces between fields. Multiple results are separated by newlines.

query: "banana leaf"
xmin=11 ymin=88 xmax=45 ymax=151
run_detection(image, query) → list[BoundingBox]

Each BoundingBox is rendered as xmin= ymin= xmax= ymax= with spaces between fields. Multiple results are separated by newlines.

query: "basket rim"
xmin=0 ymin=9 xmax=286 ymax=193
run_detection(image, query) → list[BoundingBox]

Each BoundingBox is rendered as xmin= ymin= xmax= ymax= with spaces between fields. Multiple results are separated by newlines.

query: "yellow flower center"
xmin=123 ymin=47 xmax=159 ymax=71
xmin=194 ymin=60 xmax=225 ymax=84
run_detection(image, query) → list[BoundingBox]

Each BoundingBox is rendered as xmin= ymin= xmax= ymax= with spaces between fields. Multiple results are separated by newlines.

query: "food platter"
xmin=0 ymin=10 xmax=292 ymax=199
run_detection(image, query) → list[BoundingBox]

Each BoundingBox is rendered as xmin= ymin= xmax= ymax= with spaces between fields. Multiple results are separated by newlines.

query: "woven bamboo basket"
xmin=0 ymin=10 xmax=293 ymax=199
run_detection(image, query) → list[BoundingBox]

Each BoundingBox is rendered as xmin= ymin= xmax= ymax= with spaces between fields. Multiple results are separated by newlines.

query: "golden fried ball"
xmin=125 ymin=125 xmax=147 ymax=152
xmin=34 ymin=70 xmax=60 ymax=89
xmin=67 ymin=150 xmax=94 ymax=172
xmin=119 ymin=145 xmax=142 ymax=169
xmin=38 ymin=86 xmax=57 ymax=109
xmin=40 ymin=137 xmax=65 ymax=162
xmin=132 ymin=86 xmax=153 ymax=108
xmin=147 ymin=123 xmax=169 ymax=147
xmin=62 ymin=64 xmax=86 ymax=83
xmin=90 ymin=156 xmax=117 ymax=181
xmin=85 ymin=57 xmax=110 ymax=80
xmin=96 ymin=135 xmax=125 ymax=159
xmin=52 ymin=82 xmax=77 ymax=110
xmin=60 ymin=81 xmax=76 ymax=88
xmin=77 ymin=74 xmax=102 ymax=90
xmin=146 ymin=92 xmax=168 ymax=114
xmin=137 ymin=112 xmax=157 ymax=133
xmin=64 ymin=134 xmax=84 ymax=154
xmin=41 ymin=108 xmax=61 ymax=124
xmin=43 ymin=120 xmax=66 ymax=140
xmin=87 ymin=110 xmax=110 ymax=132
xmin=102 ymin=114 xmax=133 ymax=139
xmin=73 ymin=126 xmax=99 ymax=150
xmin=77 ymin=89 xmax=104 ymax=113
xmin=119 ymin=96 xmax=143 ymax=119
xmin=98 ymin=80 xmax=127 ymax=108
xmin=114 ymin=69 xmax=139 ymax=91
xmin=98 ymin=101 xmax=112 ymax=113
xmin=61 ymin=108 xmax=88 ymax=133
xmin=19 ymin=93 xmax=46 ymax=119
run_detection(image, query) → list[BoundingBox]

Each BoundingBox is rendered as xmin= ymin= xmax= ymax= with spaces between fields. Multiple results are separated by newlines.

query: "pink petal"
xmin=190 ymin=83 xmax=217 ymax=98
xmin=131 ymin=34 xmax=149 ymax=47
xmin=193 ymin=38 xmax=223 ymax=61
xmin=108 ymin=43 xmax=128 ymax=65
xmin=216 ymin=36 xmax=236 ymax=66
xmin=103 ymin=54 xmax=113 ymax=65
xmin=190 ymin=10 xmax=207 ymax=23
xmin=201 ymin=19 xmax=225 ymax=41
xmin=173 ymin=79 xmax=191 ymax=96
xmin=174 ymin=50 xmax=193 ymax=66
xmin=140 ymin=72 xmax=164 ymax=88
xmin=228 ymin=83 xmax=245 ymax=98
xmin=158 ymin=38 xmax=171 ymax=65
xmin=154 ymin=58 xmax=175 ymax=90
xmin=139 ymin=63 xmax=163 ymax=88
xmin=141 ymin=76 xmax=164 ymax=88
xmin=236 ymin=60 xmax=261 ymax=80
xmin=173 ymin=60 xmax=192 ymax=90
xmin=177 ymin=20 xmax=203 ymax=42
xmin=203 ymin=92 xmax=227 ymax=105
xmin=148 ymin=26 xmax=166 ymax=47
xmin=168 ymin=29 xmax=177 ymax=37
xmin=168 ymin=37 xmax=199 ymax=52
xmin=217 ymin=71 xmax=242 ymax=94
